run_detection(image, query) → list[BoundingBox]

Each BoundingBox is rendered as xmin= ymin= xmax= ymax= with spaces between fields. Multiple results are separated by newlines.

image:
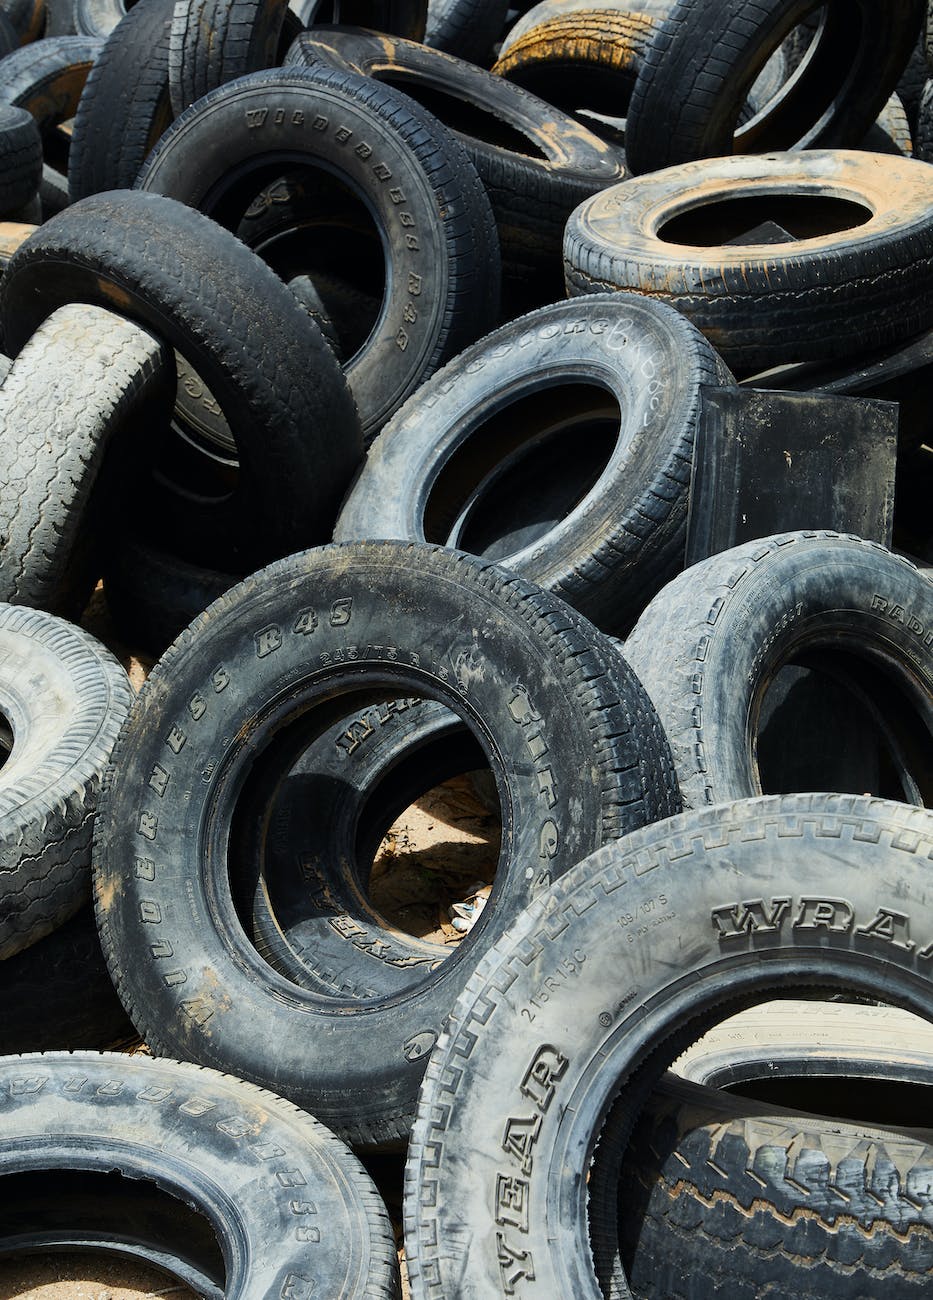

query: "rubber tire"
xmin=44 ymin=0 xmax=77 ymax=33
xmin=675 ymin=999 xmax=933 ymax=1093
xmin=916 ymin=74 xmax=933 ymax=159
xmin=0 ymin=190 xmax=363 ymax=570
xmin=93 ymin=540 xmax=680 ymax=1146
xmin=335 ymin=293 xmax=733 ymax=635
xmin=564 ymin=150 xmax=933 ymax=373
xmin=103 ymin=533 xmax=240 ymax=655
xmin=404 ymin=792 xmax=933 ymax=1299
xmin=0 ymin=1052 xmax=400 ymax=1299
xmin=424 ymin=0 xmax=509 ymax=67
xmin=0 ymin=33 xmax=100 ymax=187
xmin=0 ymin=605 xmax=132 ymax=960
xmin=0 ymin=4 xmax=19 ymax=46
xmin=68 ymin=0 xmax=175 ymax=201
xmin=0 ymin=0 xmax=44 ymax=43
xmin=624 ymin=0 xmax=924 ymax=175
xmin=287 ymin=27 xmax=625 ymax=309
xmin=74 ymin=0 xmax=128 ymax=31
xmin=616 ymin=1072 xmax=933 ymax=1298
xmin=0 ymin=903 xmax=135 ymax=1050
xmin=624 ymin=532 xmax=933 ymax=811
xmin=0 ymin=304 xmax=174 ymax=619
xmin=0 ymin=105 xmax=41 ymax=216
xmin=136 ymin=64 xmax=501 ymax=442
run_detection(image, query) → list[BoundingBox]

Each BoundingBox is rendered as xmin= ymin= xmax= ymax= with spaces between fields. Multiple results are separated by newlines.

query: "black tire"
xmin=424 ymin=0 xmax=508 ymax=67
xmin=0 ymin=303 xmax=174 ymax=619
xmin=616 ymin=1073 xmax=933 ymax=1298
xmin=1 ymin=0 xmax=44 ymax=43
xmin=0 ymin=216 xmax=33 ymax=272
xmin=0 ymin=104 xmax=41 ymax=216
xmin=103 ymin=532 xmax=240 ymax=655
xmin=287 ymin=27 xmax=624 ymax=310
xmin=0 ymin=904 xmax=135 ymax=1050
xmin=93 ymin=540 xmax=680 ymax=1145
xmin=0 ymin=6 xmax=18 ymax=49
xmin=404 ymin=792 xmax=933 ymax=1299
xmin=624 ymin=532 xmax=933 ymax=810
xmin=67 ymin=0 xmax=175 ymax=200
xmin=136 ymin=64 xmax=500 ymax=441
xmin=0 ymin=33 xmax=101 ymax=183
xmin=624 ymin=0 xmax=924 ymax=174
xmin=335 ymin=294 xmax=733 ymax=635
xmin=916 ymin=74 xmax=933 ymax=159
xmin=0 ymin=605 xmax=132 ymax=960
xmin=0 ymin=191 xmax=363 ymax=570
xmin=44 ymin=0 xmax=77 ymax=33
xmin=0 ymin=1052 xmax=400 ymax=1298
xmin=564 ymin=150 xmax=933 ymax=372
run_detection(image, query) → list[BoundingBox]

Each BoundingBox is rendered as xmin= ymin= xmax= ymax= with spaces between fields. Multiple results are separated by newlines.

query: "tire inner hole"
xmin=422 ymin=382 xmax=620 ymax=561
xmin=227 ymin=693 xmax=503 ymax=996
xmin=755 ymin=653 xmax=932 ymax=805
xmin=658 ymin=194 xmax=873 ymax=247
xmin=0 ymin=1168 xmax=223 ymax=1297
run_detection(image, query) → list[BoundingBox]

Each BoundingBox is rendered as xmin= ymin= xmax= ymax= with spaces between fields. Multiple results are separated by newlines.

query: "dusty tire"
xmin=93 ymin=540 xmax=680 ymax=1145
xmin=0 ymin=904 xmax=135 ymax=1050
xmin=404 ymin=792 xmax=933 ymax=1299
xmin=0 ymin=105 xmax=41 ymax=216
xmin=564 ymin=150 xmax=933 ymax=372
xmin=67 ymin=0 xmax=175 ymax=200
xmin=625 ymin=0 xmax=924 ymax=174
xmin=624 ymin=532 xmax=933 ymax=810
xmin=424 ymin=0 xmax=508 ymax=66
xmin=0 ymin=304 xmax=173 ymax=618
xmin=615 ymin=1073 xmax=933 ymax=1298
xmin=335 ymin=294 xmax=733 ymax=634
xmin=136 ymin=64 xmax=500 ymax=441
xmin=0 ymin=191 xmax=363 ymax=570
xmin=0 ymin=1052 xmax=401 ymax=1298
xmin=288 ymin=27 xmax=624 ymax=308
xmin=0 ymin=606 xmax=132 ymax=960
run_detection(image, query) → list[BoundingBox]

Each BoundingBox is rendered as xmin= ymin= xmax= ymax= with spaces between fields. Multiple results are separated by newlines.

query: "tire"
xmin=67 ymin=0 xmax=175 ymax=200
xmin=0 ymin=105 xmax=41 ymax=216
xmin=287 ymin=28 xmax=624 ymax=310
xmin=168 ymin=0 xmax=298 ymax=116
xmin=74 ymin=0 xmax=128 ymax=32
xmin=44 ymin=0 xmax=77 ymax=33
xmin=103 ymin=533 xmax=240 ymax=655
xmin=0 ymin=304 xmax=173 ymax=619
xmin=0 ymin=190 xmax=363 ymax=570
xmin=335 ymin=294 xmax=733 ymax=635
xmin=675 ymin=999 xmax=933 ymax=1095
xmin=916 ymin=74 xmax=933 ymax=159
xmin=863 ymin=89 xmax=913 ymax=155
xmin=424 ymin=0 xmax=509 ymax=67
xmin=93 ymin=540 xmax=680 ymax=1145
xmin=404 ymin=792 xmax=933 ymax=1299
xmin=0 ymin=216 xmax=34 ymax=274
xmin=0 ymin=904 xmax=135 ymax=1050
xmin=1 ymin=0 xmax=45 ymax=43
xmin=0 ymin=1052 xmax=400 ymax=1299
xmin=0 ymin=605 xmax=132 ymax=960
xmin=288 ymin=0 xmax=426 ymax=37
xmin=624 ymin=0 xmax=924 ymax=175
xmin=0 ymin=34 xmax=101 ymax=183
xmin=136 ymin=65 xmax=500 ymax=442
xmin=564 ymin=150 xmax=933 ymax=372
xmin=624 ymin=532 xmax=933 ymax=810
xmin=615 ymin=1073 xmax=933 ymax=1298
xmin=0 ymin=6 xmax=17 ymax=49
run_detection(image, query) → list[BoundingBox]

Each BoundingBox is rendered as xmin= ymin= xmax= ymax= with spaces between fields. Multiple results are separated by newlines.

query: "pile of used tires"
xmin=0 ymin=0 xmax=932 ymax=1293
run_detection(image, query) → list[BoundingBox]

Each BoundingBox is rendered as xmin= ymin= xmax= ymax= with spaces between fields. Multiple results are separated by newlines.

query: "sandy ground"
xmin=6 ymin=587 xmax=494 ymax=1296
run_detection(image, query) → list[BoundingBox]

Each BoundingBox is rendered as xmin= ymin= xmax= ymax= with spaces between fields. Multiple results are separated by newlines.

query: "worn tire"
xmin=565 ymin=150 xmax=933 ymax=372
xmin=615 ymin=1073 xmax=933 ymax=1298
xmin=136 ymin=64 xmax=500 ymax=441
xmin=336 ymin=294 xmax=732 ymax=634
xmin=288 ymin=27 xmax=624 ymax=307
xmin=424 ymin=0 xmax=508 ymax=66
xmin=0 ymin=606 xmax=132 ymax=960
xmin=93 ymin=540 xmax=680 ymax=1145
xmin=0 ymin=105 xmax=41 ymax=216
xmin=0 ymin=304 xmax=173 ymax=618
xmin=625 ymin=0 xmax=924 ymax=174
xmin=0 ymin=191 xmax=362 ymax=569
xmin=404 ymin=793 xmax=933 ymax=1299
xmin=624 ymin=532 xmax=933 ymax=810
xmin=0 ymin=1052 xmax=401 ymax=1298
xmin=68 ymin=0 xmax=174 ymax=200
xmin=0 ymin=903 xmax=135 ymax=1050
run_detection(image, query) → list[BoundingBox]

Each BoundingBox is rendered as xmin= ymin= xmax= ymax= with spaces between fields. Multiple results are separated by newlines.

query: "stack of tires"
xmin=0 ymin=0 xmax=931 ymax=1294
